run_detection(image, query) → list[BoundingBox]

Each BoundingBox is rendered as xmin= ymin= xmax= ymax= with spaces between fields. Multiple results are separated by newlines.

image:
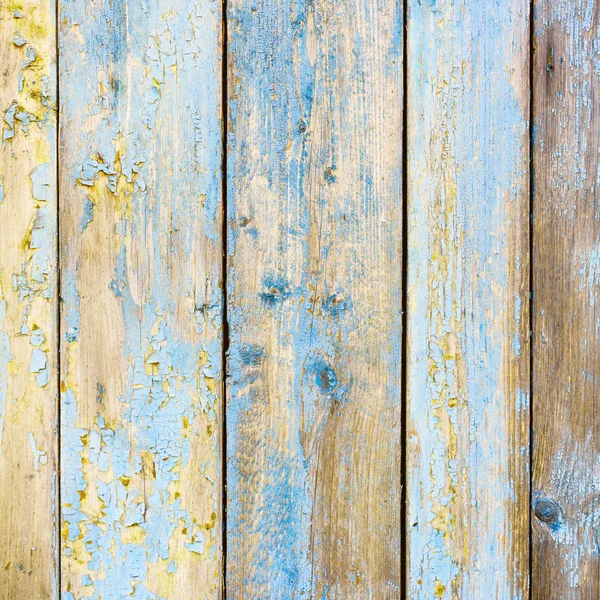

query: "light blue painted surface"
xmin=59 ymin=0 xmax=222 ymax=597
xmin=407 ymin=1 xmax=530 ymax=598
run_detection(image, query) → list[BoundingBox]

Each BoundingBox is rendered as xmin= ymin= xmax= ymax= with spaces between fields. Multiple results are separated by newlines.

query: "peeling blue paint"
xmin=29 ymin=326 xmax=45 ymax=347
xmin=407 ymin=1 xmax=529 ymax=598
xmin=80 ymin=197 xmax=94 ymax=232
xmin=28 ymin=432 xmax=48 ymax=470
xmin=30 ymin=347 xmax=49 ymax=387
xmin=13 ymin=33 xmax=26 ymax=48
xmin=60 ymin=0 xmax=222 ymax=595
xmin=3 ymin=101 xmax=17 ymax=145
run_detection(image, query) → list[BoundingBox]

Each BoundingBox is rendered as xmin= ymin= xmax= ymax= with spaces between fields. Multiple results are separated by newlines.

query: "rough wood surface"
xmin=0 ymin=1 xmax=58 ymax=598
xmin=58 ymin=0 xmax=223 ymax=597
xmin=406 ymin=1 xmax=531 ymax=597
xmin=532 ymin=2 xmax=600 ymax=597
xmin=7 ymin=1 xmax=600 ymax=595
xmin=226 ymin=0 xmax=403 ymax=597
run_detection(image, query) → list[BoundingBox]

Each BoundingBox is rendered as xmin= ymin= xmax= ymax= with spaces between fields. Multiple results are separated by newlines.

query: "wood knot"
xmin=533 ymin=496 xmax=563 ymax=529
xmin=316 ymin=366 xmax=338 ymax=393
xmin=259 ymin=277 xmax=290 ymax=306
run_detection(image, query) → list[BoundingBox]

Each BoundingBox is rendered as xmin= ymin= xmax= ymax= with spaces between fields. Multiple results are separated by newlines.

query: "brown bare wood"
xmin=533 ymin=1 xmax=600 ymax=597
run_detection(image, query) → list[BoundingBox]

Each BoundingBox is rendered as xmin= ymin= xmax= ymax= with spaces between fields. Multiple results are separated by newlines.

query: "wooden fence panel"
xmin=7 ymin=1 xmax=600 ymax=596
xmin=406 ymin=1 xmax=531 ymax=597
xmin=0 ymin=1 xmax=58 ymax=598
xmin=532 ymin=2 xmax=600 ymax=597
xmin=226 ymin=1 xmax=404 ymax=597
xmin=58 ymin=1 xmax=223 ymax=597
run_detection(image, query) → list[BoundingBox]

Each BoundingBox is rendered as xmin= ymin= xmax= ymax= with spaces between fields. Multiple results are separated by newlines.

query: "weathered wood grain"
xmin=226 ymin=0 xmax=403 ymax=597
xmin=406 ymin=1 xmax=531 ymax=598
xmin=58 ymin=1 xmax=223 ymax=597
xmin=0 ymin=1 xmax=58 ymax=598
xmin=532 ymin=2 xmax=600 ymax=597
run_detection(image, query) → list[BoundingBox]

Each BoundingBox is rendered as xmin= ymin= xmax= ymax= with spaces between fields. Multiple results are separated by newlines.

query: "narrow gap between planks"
xmin=220 ymin=0 xmax=229 ymax=598
xmin=528 ymin=0 xmax=535 ymax=597
xmin=55 ymin=0 xmax=62 ymax=595
xmin=400 ymin=0 xmax=409 ymax=599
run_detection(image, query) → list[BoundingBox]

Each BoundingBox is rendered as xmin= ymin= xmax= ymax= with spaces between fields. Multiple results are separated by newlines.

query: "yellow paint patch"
xmin=122 ymin=525 xmax=147 ymax=545
xmin=142 ymin=450 xmax=157 ymax=479
xmin=198 ymin=350 xmax=209 ymax=366
xmin=434 ymin=581 xmax=446 ymax=598
xmin=204 ymin=375 xmax=217 ymax=396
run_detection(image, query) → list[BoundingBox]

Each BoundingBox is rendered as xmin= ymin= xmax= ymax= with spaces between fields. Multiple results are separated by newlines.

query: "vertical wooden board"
xmin=406 ymin=1 xmax=530 ymax=598
xmin=532 ymin=2 xmax=600 ymax=597
xmin=0 ymin=1 xmax=58 ymax=598
xmin=226 ymin=1 xmax=403 ymax=598
xmin=59 ymin=1 xmax=223 ymax=598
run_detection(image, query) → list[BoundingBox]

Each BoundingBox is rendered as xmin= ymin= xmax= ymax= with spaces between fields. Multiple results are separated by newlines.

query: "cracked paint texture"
xmin=406 ymin=1 xmax=530 ymax=598
xmin=59 ymin=0 xmax=222 ymax=598
xmin=0 ymin=0 xmax=59 ymax=598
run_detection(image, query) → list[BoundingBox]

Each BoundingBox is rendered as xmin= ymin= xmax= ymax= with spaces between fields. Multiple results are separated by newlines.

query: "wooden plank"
xmin=58 ymin=1 xmax=223 ymax=597
xmin=226 ymin=1 xmax=403 ymax=597
xmin=0 ymin=1 xmax=58 ymax=598
xmin=406 ymin=2 xmax=531 ymax=597
xmin=532 ymin=3 xmax=600 ymax=597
